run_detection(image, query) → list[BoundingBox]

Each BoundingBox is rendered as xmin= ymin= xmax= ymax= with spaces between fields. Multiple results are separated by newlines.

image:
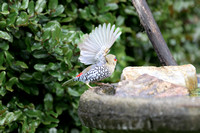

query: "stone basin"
xmin=78 ymin=65 xmax=200 ymax=132
xmin=78 ymin=87 xmax=200 ymax=133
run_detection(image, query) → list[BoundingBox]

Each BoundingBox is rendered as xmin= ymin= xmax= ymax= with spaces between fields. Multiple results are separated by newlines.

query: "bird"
xmin=62 ymin=23 xmax=121 ymax=88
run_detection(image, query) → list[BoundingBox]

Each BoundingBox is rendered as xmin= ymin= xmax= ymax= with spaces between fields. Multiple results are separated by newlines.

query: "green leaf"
xmin=35 ymin=0 xmax=46 ymax=13
xmin=97 ymin=0 xmax=105 ymax=8
xmin=0 ymin=30 xmax=13 ymax=42
xmin=1 ymin=3 xmax=9 ymax=15
xmin=0 ymin=86 xmax=6 ymax=96
xmin=16 ymin=83 xmax=31 ymax=94
xmin=31 ymin=43 xmax=43 ymax=51
xmin=32 ymin=72 xmax=42 ymax=81
xmin=46 ymin=111 xmax=58 ymax=118
xmin=0 ymin=11 xmax=9 ymax=15
xmin=21 ymin=0 xmax=29 ymax=10
xmin=28 ymin=120 xmax=41 ymax=132
xmin=48 ymin=71 xmax=64 ymax=81
xmin=51 ymin=5 xmax=64 ymax=17
xmin=44 ymin=21 xmax=60 ymax=30
xmin=0 ymin=21 xmax=6 ymax=29
xmin=124 ymin=6 xmax=137 ymax=15
xmin=0 ymin=71 xmax=6 ymax=86
xmin=61 ymin=17 xmax=73 ymax=23
xmin=33 ymin=50 xmax=49 ymax=59
xmin=34 ymin=64 xmax=47 ymax=72
xmin=51 ymin=26 xmax=61 ymax=40
xmin=42 ymin=114 xmax=59 ymax=125
xmin=116 ymin=15 xmax=125 ymax=26
xmin=0 ymin=42 xmax=9 ymax=51
xmin=79 ymin=8 xmax=90 ymax=21
xmin=100 ymin=3 xmax=118 ymax=13
xmin=0 ymin=66 xmax=6 ymax=71
xmin=13 ymin=110 xmax=22 ymax=121
xmin=30 ymin=85 xmax=39 ymax=96
xmin=15 ymin=102 xmax=24 ymax=108
xmin=47 ymin=63 xmax=59 ymax=70
xmin=97 ymin=13 xmax=115 ymax=23
xmin=4 ymin=51 xmax=14 ymax=65
xmin=174 ymin=1 xmax=194 ymax=12
xmin=28 ymin=1 xmax=34 ymax=16
xmin=15 ymin=61 xmax=28 ymax=69
xmin=19 ymin=73 xmax=32 ymax=81
xmin=0 ymin=52 xmax=4 ymax=66
xmin=0 ymin=112 xmax=14 ymax=125
xmin=21 ymin=117 xmax=28 ymax=133
xmin=67 ymin=88 xmax=80 ymax=97
xmin=88 ymin=5 xmax=96 ymax=16
xmin=42 ymin=21 xmax=60 ymax=40
xmin=16 ymin=12 xmax=29 ymax=26
xmin=24 ymin=109 xmax=44 ymax=118
xmin=65 ymin=49 xmax=72 ymax=60
xmin=44 ymin=93 xmax=53 ymax=110
xmin=41 ymin=29 xmax=50 ymax=40
xmin=48 ymin=0 xmax=58 ymax=10
xmin=5 ymin=77 xmax=18 ymax=92
xmin=2 ymin=3 xmax=8 ymax=12
xmin=6 ymin=12 xmax=18 ymax=26
xmin=106 ymin=3 xmax=118 ymax=10
xmin=54 ymin=82 xmax=64 ymax=97
xmin=64 ymin=57 xmax=72 ymax=69
xmin=9 ymin=1 xmax=21 ymax=11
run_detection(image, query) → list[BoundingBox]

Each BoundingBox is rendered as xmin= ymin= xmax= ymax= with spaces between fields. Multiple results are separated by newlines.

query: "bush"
xmin=0 ymin=0 xmax=199 ymax=132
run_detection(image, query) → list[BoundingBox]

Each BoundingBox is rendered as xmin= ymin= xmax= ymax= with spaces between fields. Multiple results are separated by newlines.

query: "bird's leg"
xmin=94 ymin=82 xmax=110 ymax=86
xmin=86 ymin=82 xmax=100 ymax=90
xmin=86 ymin=82 xmax=92 ymax=88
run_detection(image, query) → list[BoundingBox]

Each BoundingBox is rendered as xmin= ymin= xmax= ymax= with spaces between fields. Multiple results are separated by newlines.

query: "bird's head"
xmin=105 ymin=54 xmax=117 ymax=66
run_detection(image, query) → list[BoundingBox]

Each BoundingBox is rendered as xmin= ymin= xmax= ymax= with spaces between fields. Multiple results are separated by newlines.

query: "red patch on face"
xmin=76 ymin=72 xmax=83 ymax=77
xmin=114 ymin=57 xmax=117 ymax=61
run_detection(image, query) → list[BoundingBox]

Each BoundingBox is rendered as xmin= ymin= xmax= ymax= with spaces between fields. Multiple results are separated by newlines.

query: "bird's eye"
xmin=114 ymin=57 xmax=117 ymax=61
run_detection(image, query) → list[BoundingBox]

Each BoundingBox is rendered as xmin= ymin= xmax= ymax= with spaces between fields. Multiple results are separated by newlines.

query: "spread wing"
xmin=78 ymin=23 xmax=121 ymax=65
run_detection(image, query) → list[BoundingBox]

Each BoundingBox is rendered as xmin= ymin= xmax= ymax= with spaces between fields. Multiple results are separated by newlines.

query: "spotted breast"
xmin=74 ymin=65 xmax=111 ymax=83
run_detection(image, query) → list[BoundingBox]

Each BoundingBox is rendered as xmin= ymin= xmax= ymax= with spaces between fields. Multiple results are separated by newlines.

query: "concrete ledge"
xmin=78 ymin=89 xmax=200 ymax=132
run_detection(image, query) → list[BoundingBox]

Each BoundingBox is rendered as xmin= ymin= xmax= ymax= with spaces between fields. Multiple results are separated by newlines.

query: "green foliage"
xmin=0 ymin=0 xmax=199 ymax=132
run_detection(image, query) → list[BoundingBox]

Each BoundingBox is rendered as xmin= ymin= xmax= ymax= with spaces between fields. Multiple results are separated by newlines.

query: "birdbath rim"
xmin=78 ymin=88 xmax=200 ymax=132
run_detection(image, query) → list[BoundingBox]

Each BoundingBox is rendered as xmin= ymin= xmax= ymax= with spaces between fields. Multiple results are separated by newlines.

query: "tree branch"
xmin=132 ymin=0 xmax=177 ymax=66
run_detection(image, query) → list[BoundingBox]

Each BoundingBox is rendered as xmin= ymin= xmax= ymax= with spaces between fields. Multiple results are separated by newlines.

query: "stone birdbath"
xmin=78 ymin=0 xmax=200 ymax=132
xmin=78 ymin=65 xmax=200 ymax=132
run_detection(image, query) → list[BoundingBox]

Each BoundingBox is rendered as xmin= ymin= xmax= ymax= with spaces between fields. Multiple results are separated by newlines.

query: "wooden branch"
xmin=132 ymin=0 xmax=177 ymax=66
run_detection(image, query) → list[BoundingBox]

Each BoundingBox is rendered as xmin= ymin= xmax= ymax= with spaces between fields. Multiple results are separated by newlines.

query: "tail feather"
xmin=62 ymin=78 xmax=77 ymax=86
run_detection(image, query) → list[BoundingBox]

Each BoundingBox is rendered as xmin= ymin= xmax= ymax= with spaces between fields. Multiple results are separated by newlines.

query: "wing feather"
xmin=78 ymin=23 xmax=121 ymax=65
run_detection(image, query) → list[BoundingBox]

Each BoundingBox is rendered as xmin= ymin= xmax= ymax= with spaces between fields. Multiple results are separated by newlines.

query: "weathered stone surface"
xmin=78 ymin=65 xmax=200 ymax=132
xmin=121 ymin=64 xmax=197 ymax=92
xmin=78 ymin=89 xmax=200 ymax=132
xmin=116 ymin=74 xmax=189 ymax=98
